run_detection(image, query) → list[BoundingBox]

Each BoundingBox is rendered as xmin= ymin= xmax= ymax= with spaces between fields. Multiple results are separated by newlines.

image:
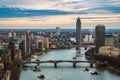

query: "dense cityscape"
xmin=0 ymin=17 xmax=120 ymax=80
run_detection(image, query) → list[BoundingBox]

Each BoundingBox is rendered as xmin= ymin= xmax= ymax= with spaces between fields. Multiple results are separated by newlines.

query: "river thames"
xmin=20 ymin=48 xmax=120 ymax=80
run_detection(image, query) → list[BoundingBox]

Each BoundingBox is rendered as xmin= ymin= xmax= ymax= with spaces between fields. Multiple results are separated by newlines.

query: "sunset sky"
xmin=0 ymin=0 xmax=120 ymax=29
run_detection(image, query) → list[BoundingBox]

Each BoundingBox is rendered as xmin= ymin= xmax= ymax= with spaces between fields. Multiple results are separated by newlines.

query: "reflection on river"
xmin=20 ymin=48 xmax=120 ymax=80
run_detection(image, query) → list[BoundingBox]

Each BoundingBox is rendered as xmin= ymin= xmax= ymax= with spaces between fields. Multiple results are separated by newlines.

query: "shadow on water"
xmin=96 ymin=66 xmax=120 ymax=75
xmin=95 ymin=66 xmax=107 ymax=73
xmin=24 ymin=65 xmax=95 ymax=68
xmin=107 ymin=67 xmax=120 ymax=75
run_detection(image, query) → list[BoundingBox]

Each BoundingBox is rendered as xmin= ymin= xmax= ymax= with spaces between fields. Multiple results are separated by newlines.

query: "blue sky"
xmin=0 ymin=0 xmax=120 ymax=29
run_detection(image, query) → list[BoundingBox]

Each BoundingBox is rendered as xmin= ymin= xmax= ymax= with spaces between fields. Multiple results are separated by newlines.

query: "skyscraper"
xmin=76 ymin=17 xmax=81 ymax=45
xmin=95 ymin=24 xmax=105 ymax=53
xmin=25 ymin=30 xmax=31 ymax=53
xmin=56 ymin=27 xmax=60 ymax=36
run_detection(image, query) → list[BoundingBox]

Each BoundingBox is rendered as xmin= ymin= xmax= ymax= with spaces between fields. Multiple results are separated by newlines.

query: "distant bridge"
xmin=22 ymin=45 xmax=93 ymax=60
xmin=21 ymin=60 xmax=102 ymax=68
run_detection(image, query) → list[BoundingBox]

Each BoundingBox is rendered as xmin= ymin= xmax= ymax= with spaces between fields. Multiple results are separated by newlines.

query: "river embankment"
xmin=85 ymin=47 xmax=120 ymax=74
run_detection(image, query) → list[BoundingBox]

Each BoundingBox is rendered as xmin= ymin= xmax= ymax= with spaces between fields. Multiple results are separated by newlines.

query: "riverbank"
xmin=107 ymin=66 xmax=120 ymax=74
xmin=31 ymin=49 xmax=52 ymax=58
xmin=18 ymin=50 xmax=51 ymax=80
xmin=85 ymin=47 xmax=120 ymax=75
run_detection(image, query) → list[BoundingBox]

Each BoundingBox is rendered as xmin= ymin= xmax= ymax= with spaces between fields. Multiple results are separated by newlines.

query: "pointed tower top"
xmin=77 ymin=17 xmax=81 ymax=22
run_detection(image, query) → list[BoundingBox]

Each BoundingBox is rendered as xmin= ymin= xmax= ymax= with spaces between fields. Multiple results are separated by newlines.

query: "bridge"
xmin=21 ymin=60 xmax=100 ymax=68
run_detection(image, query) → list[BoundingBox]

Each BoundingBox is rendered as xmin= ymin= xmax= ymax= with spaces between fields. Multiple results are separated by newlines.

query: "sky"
xmin=0 ymin=0 xmax=120 ymax=29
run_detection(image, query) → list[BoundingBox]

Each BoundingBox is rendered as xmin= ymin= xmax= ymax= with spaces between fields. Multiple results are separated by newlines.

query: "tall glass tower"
xmin=76 ymin=17 xmax=81 ymax=45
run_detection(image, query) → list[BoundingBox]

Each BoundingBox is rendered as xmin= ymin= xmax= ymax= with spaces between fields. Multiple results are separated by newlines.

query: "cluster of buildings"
xmin=95 ymin=24 xmax=120 ymax=57
xmin=0 ymin=31 xmax=22 ymax=80
xmin=99 ymin=46 xmax=120 ymax=57
xmin=50 ymin=27 xmax=73 ymax=49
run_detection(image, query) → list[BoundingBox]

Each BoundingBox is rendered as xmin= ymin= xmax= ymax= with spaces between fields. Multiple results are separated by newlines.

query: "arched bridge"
xmin=21 ymin=60 xmax=100 ymax=68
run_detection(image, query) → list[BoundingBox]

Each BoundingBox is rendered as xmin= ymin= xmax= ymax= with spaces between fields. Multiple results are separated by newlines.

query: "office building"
xmin=83 ymin=33 xmax=94 ymax=44
xmin=95 ymin=24 xmax=105 ymax=53
xmin=36 ymin=36 xmax=44 ymax=50
xmin=44 ymin=37 xmax=49 ymax=49
xmin=105 ymin=34 xmax=114 ymax=47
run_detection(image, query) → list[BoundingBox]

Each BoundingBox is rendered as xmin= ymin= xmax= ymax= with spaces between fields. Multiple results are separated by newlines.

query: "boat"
xmin=33 ymin=65 xmax=41 ymax=72
xmin=72 ymin=57 xmax=77 ymax=59
xmin=36 ymin=58 xmax=40 ymax=62
xmin=33 ymin=68 xmax=41 ymax=72
xmin=91 ymin=71 xmax=99 ymax=75
xmin=83 ymin=68 xmax=89 ymax=71
xmin=37 ymin=74 xmax=45 ymax=79
xmin=76 ymin=52 xmax=81 ymax=54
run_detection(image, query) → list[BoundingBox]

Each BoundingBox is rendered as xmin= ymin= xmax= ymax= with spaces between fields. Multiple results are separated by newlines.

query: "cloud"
xmin=0 ymin=0 xmax=120 ymax=11
xmin=1 ymin=5 xmax=120 ymax=19
xmin=0 ymin=6 xmax=88 ymax=18
xmin=0 ymin=0 xmax=120 ymax=29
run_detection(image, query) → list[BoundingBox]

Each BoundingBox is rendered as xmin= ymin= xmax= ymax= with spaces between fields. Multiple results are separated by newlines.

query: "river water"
xmin=20 ymin=48 xmax=120 ymax=80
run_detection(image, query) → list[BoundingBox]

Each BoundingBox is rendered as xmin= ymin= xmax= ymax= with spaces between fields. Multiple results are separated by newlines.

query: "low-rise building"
xmin=105 ymin=34 xmax=114 ymax=47
xmin=105 ymin=34 xmax=120 ymax=48
xmin=99 ymin=46 xmax=120 ymax=57
xmin=83 ymin=34 xmax=94 ymax=44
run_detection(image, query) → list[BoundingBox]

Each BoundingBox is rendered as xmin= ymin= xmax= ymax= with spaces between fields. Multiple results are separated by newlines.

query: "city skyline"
xmin=0 ymin=0 xmax=120 ymax=29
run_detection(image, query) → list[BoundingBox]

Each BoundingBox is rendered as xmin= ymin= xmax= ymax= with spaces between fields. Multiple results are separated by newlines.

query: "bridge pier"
xmin=37 ymin=63 xmax=40 ymax=66
xmin=73 ymin=63 xmax=76 ymax=68
xmin=90 ymin=63 xmax=93 ymax=68
xmin=54 ymin=63 xmax=57 ymax=68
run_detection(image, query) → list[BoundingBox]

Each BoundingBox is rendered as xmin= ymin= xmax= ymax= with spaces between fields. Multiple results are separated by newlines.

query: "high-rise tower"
xmin=25 ymin=30 xmax=31 ymax=54
xmin=76 ymin=17 xmax=81 ymax=45
xmin=95 ymin=24 xmax=105 ymax=53
xmin=56 ymin=27 xmax=60 ymax=36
